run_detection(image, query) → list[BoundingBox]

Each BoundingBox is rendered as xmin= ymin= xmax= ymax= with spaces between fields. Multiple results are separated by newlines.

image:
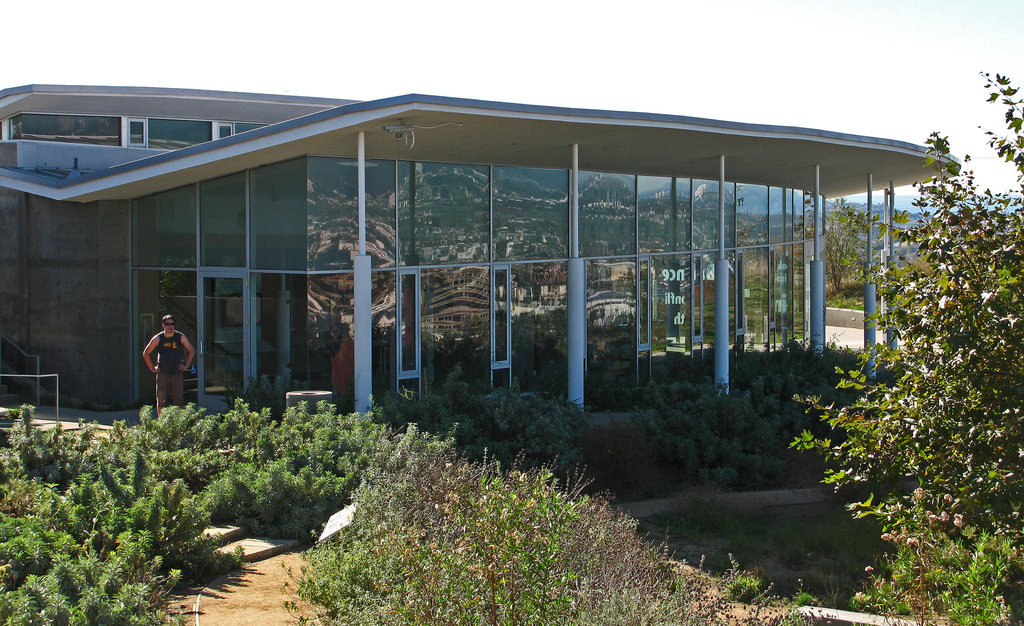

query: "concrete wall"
xmin=0 ymin=192 xmax=133 ymax=405
xmin=11 ymin=141 xmax=165 ymax=171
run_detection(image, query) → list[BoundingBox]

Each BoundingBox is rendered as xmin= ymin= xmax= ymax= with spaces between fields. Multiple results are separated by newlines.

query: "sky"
xmin=8 ymin=0 xmax=1023 ymax=196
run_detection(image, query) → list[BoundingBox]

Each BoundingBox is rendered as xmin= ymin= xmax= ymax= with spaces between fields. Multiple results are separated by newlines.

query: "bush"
xmin=298 ymin=426 xmax=777 ymax=624
xmin=374 ymin=375 xmax=584 ymax=473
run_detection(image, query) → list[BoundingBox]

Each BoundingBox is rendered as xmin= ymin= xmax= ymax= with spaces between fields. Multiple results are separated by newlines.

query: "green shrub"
xmin=374 ymin=376 xmax=584 ymax=473
xmin=298 ymin=427 xmax=769 ymax=624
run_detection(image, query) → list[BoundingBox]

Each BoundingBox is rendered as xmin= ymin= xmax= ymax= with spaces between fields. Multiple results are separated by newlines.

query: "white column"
xmin=353 ymin=131 xmax=372 ymax=414
xmin=714 ymin=155 xmax=729 ymax=392
xmin=809 ymin=165 xmax=825 ymax=353
xmin=864 ymin=174 xmax=877 ymax=378
xmin=567 ymin=144 xmax=585 ymax=406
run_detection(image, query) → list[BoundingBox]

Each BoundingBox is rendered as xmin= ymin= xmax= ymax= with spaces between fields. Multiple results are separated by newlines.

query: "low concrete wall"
xmin=826 ymin=307 xmax=863 ymax=328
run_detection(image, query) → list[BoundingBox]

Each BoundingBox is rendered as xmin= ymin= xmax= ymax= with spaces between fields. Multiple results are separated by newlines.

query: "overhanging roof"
xmin=0 ymin=93 xmax=941 ymax=202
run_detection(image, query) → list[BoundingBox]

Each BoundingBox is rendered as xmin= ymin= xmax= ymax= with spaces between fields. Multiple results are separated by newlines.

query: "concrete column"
xmin=809 ymin=165 xmax=825 ymax=353
xmin=353 ymin=131 xmax=372 ymax=413
xmin=567 ymin=144 xmax=585 ymax=406
xmin=864 ymin=174 xmax=877 ymax=378
xmin=714 ymin=155 xmax=729 ymax=392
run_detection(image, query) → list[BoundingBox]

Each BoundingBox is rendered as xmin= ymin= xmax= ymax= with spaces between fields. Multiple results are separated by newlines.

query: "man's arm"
xmin=181 ymin=335 xmax=196 ymax=371
xmin=142 ymin=335 xmax=159 ymax=373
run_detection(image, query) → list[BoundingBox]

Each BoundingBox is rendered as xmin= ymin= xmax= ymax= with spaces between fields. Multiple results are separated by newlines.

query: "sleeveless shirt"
xmin=155 ymin=331 xmax=185 ymax=372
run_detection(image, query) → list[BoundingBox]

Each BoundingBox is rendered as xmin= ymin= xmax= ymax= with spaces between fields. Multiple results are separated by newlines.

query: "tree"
xmin=824 ymin=197 xmax=868 ymax=296
xmin=795 ymin=74 xmax=1024 ymax=619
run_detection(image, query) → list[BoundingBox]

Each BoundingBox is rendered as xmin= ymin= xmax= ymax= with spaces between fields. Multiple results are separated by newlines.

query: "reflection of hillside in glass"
xmin=579 ymin=172 xmax=636 ymax=257
xmin=639 ymin=176 xmax=691 ymax=253
xmin=511 ymin=262 xmax=568 ymax=395
xmin=769 ymin=187 xmax=786 ymax=244
xmin=421 ymin=266 xmax=490 ymax=386
xmin=398 ymin=162 xmax=489 ymax=265
xmin=792 ymin=189 xmax=805 ymax=241
xmin=493 ymin=167 xmax=569 ymax=261
xmin=586 ymin=259 xmax=636 ymax=392
xmin=307 ymin=158 xmax=397 ymax=269
xmin=691 ymin=181 xmax=736 ymax=251
xmin=736 ymin=183 xmax=768 ymax=246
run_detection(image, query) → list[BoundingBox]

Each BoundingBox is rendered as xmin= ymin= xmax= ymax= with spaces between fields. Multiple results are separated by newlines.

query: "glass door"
xmin=491 ymin=264 xmax=511 ymax=387
xmin=397 ymin=269 xmax=421 ymax=395
xmin=199 ymin=271 xmax=249 ymax=410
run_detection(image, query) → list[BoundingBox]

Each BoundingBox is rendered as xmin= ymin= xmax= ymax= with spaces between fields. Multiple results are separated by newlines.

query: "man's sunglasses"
xmin=163 ymin=321 xmax=175 ymax=326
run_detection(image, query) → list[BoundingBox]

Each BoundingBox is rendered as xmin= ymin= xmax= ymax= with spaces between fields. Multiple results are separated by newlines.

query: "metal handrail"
xmin=0 ymin=374 xmax=59 ymax=423
xmin=0 ymin=332 xmax=41 ymax=406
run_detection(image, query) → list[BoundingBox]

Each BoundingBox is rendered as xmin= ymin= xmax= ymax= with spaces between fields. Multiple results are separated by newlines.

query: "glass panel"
xmin=372 ymin=271 xmax=397 ymax=396
xmin=793 ymin=243 xmax=805 ymax=340
xmin=510 ymin=262 xmax=567 ymax=395
xmin=725 ymin=183 xmax=736 ymax=249
xmin=493 ymin=368 xmax=511 ymax=388
xmin=133 ymin=185 xmax=196 ymax=267
xmin=307 ymin=157 xmax=397 ymax=269
xmin=638 ymin=258 xmax=649 ymax=347
xmin=692 ymin=179 xmax=719 ymax=251
xmin=639 ymin=176 xmax=690 ymax=253
xmin=736 ymin=184 xmax=768 ymax=247
xmin=743 ymin=248 xmax=769 ymax=350
xmin=493 ymin=268 xmax=509 ymax=363
xmin=251 ymin=158 xmax=307 ymax=270
xmin=804 ymin=192 xmax=815 ymax=242
xmin=769 ymin=187 xmax=785 ymax=244
xmin=400 ymin=273 xmax=418 ymax=373
xmin=11 ymin=113 xmax=121 ymax=146
xmin=147 ymin=118 xmax=212 ymax=150
xmin=579 ymin=172 xmax=636 ymax=257
xmin=135 ymin=270 xmax=197 ymax=406
xmin=585 ymin=259 xmax=636 ymax=401
xmin=234 ymin=123 xmax=264 ymax=133
xmin=203 ymin=276 xmax=244 ymax=401
xmin=200 ymin=173 xmax=246 ymax=267
xmin=774 ymin=245 xmax=791 ymax=345
xmin=311 ymin=274 xmax=353 ymax=408
xmin=129 ymin=120 xmax=146 ymax=146
xmin=218 ymin=123 xmax=233 ymax=138
xmin=492 ymin=166 xmax=569 ymax=261
xmin=398 ymin=161 xmax=490 ymax=265
xmin=792 ymin=189 xmax=804 ymax=242
xmin=651 ymin=254 xmax=690 ymax=379
xmin=421 ymin=266 xmax=489 ymax=387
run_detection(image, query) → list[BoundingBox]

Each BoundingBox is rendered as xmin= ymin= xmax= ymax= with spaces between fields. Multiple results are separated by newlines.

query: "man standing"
xmin=143 ymin=314 xmax=195 ymax=415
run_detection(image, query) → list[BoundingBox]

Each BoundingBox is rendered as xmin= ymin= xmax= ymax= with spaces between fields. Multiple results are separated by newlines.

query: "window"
xmin=10 ymin=113 xmax=121 ymax=146
xmin=128 ymin=119 xmax=146 ymax=146
xmin=147 ymin=118 xmax=212 ymax=150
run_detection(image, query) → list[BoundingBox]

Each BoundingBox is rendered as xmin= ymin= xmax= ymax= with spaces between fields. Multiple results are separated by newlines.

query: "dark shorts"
xmin=155 ymin=370 xmax=183 ymax=408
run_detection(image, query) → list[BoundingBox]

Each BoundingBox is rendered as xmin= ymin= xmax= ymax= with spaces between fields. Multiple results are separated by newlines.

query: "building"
xmin=0 ymin=84 xmax=929 ymax=411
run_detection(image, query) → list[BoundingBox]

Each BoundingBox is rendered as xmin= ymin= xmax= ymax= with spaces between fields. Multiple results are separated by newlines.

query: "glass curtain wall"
xmin=132 ymin=150 xmax=818 ymax=403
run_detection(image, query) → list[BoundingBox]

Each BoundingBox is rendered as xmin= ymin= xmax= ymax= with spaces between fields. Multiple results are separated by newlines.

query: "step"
xmin=798 ymin=606 xmax=917 ymax=626
xmin=217 ymin=537 xmax=300 ymax=562
xmin=203 ymin=525 xmax=246 ymax=545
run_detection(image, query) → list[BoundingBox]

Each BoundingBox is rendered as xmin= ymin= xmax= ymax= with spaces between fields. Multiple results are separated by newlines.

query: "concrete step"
xmin=203 ymin=525 xmax=246 ymax=545
xmin=798 ymin=606 xmax=916 ymax=626
xmin=217 ymin=537 xmax=300 ymax=563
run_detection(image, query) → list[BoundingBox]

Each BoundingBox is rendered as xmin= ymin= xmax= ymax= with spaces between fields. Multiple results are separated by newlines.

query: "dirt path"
xmin=168 ymin=552 xmax=316 ymax=625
